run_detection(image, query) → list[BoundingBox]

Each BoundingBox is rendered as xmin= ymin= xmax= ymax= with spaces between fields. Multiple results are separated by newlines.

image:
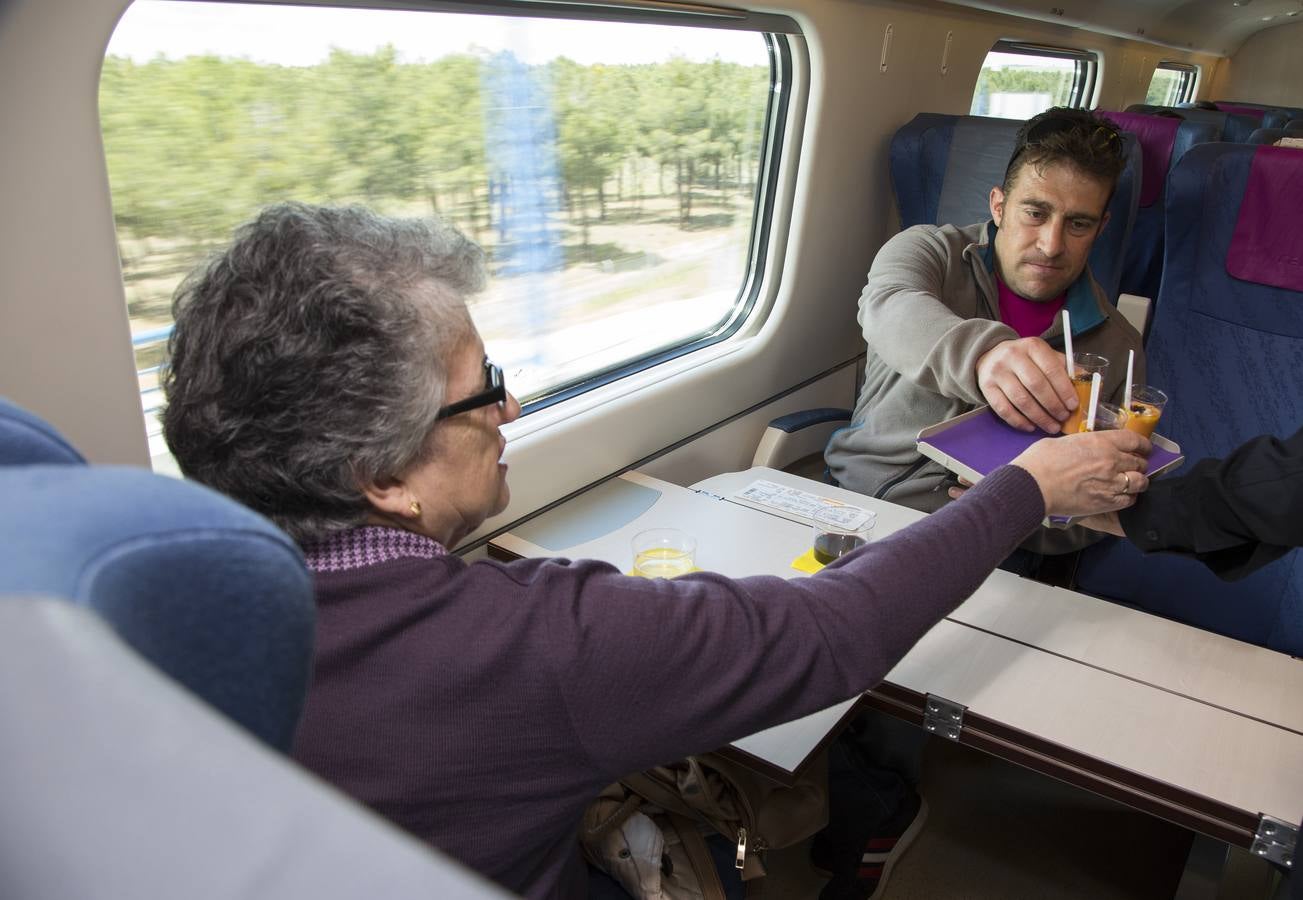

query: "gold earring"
xmin=409 ymin=500 xmax=422 ymax=516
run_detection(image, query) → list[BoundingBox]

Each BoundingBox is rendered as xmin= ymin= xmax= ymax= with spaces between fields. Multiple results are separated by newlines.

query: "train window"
xmin=970 ymin=41 xmax=1098 ymax=119
xmin=1145 ymin=62 xmax=1199 ymax=106
xmin=101 ymin=1 xmax=795 ymax=465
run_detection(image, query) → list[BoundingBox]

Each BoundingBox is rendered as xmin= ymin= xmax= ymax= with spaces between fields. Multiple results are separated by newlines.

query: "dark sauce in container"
xmin=813 ymin=533 xmax=867 ymax=565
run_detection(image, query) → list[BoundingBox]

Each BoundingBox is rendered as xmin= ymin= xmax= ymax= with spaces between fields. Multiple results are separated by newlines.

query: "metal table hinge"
xmin=1251 ymin=815 xmax=1296 ymax=868
xmin=923 ymin=694 xmax=966 ymax=741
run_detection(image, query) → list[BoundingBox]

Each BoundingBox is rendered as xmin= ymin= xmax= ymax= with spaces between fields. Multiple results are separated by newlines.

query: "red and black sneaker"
xmin=810 ymin=790 xmax=928 ymax=900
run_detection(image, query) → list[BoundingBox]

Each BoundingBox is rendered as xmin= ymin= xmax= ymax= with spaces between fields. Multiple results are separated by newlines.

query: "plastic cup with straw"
xmin=1060 ymin=311 xmax=1110 ymax=434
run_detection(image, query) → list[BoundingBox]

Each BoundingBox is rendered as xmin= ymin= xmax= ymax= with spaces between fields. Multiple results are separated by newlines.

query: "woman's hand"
xmin=1009 ymin=431 xmax=1151 ymax=518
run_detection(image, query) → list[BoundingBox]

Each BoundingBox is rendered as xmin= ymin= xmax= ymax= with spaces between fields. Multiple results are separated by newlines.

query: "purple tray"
xmin=917 ymin=407 xmax=1184 ymax=526
xmin=921 ymin=408 xmax=1181 ymax=478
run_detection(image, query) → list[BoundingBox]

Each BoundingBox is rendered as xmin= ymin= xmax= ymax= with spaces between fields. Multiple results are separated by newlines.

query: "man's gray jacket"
xmin=825 ymin=220 xmax=1145 ymax=550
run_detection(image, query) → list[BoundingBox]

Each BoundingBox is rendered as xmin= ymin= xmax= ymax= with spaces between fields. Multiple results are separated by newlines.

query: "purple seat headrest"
xmin=1098 ymin=110 xmax=1179 ymax=207
xmin=1227 ymin=145 xmax=1303 ymax=292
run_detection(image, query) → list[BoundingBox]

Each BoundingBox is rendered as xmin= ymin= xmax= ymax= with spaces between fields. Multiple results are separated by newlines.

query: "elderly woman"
xmin=162 ymin=203 xmax=1150 ymax=900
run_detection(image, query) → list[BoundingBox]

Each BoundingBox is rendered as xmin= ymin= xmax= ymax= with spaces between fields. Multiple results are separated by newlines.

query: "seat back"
xmin=1120 ymin=103 xmax=1261 ymax=142
xmin=0 ymin=596 xmax=508 ymax=900
xmin=1248 ymin=128 xmax=1293 ymax=145
xmin=1097 ymin=111 xmax=1218 ymax=304
xmin=1124 ymin=104 xmax=1223 ymax=141
xmin=1150 ymin=104 xmax=1259 ymax=142
xmin=1215 ymin=101 xmax=1302 ymax=130
xmin=1075 ymin=143 xmax=1303 ymax=654
xmin=1210 ymin=102 xmax=1290 ymax=130
xmin=0 ymin=403 xmax=315 ymax=751
xmin=0 ymin=396 xmax=86 ymax=464
xmin=889 ymin=112 xmax=1141 ymax=303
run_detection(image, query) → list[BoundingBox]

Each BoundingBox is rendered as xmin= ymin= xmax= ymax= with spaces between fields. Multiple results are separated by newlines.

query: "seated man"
xmin=826 ymin=107 xmax=1145 ymax=553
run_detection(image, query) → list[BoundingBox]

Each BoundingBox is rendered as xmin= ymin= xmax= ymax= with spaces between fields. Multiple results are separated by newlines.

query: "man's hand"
xmin=1010 ymin=430 xmax=1151 ymax=518
xmin=976 ymin=337 xmax=1078 ymax=434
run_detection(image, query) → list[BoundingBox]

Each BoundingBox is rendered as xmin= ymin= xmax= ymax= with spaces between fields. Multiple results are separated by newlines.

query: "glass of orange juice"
xmin=1061 ymin=353 xmax=1109 ymax=434
xmin=1123 ymin=385 xmax=1168 ymax=439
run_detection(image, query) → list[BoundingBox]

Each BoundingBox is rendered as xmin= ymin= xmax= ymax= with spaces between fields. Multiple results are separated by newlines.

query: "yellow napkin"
xmin=790 ymin=549 xmax=825 ymax=574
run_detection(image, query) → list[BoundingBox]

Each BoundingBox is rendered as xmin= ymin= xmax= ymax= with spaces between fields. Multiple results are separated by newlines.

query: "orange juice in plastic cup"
xmin=1123 ymin=386 xmax=1168 ymax=439
xmin=1061 ymin=353 xmax=1109 ymax=435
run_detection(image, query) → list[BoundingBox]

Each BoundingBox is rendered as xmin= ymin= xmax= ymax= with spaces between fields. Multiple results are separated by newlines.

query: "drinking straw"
xmin=1123 ymin=349 xmax=1134 ymax=412
xmin=1062 ymin=309 xmax=1074 ymax=381
xmin=1085 ymin=372 xmax=1102 ymax=432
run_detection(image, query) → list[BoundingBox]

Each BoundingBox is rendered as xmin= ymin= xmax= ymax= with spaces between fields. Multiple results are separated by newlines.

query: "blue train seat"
xmin=1128 ymin=103 xmax=1257 ymax=143
xmin=1248 ymin=128 xmax=1295 ymax=145
xmin=1211 ymin=102 xmax=1291 ymax=130
xmin=0 ymin=395 xmax=86 ymax=464
xmin=889 ymin=112 xmax=1142 ymax=304
xmin=1098 ymin=110 xmax=1218 ymax=308
xmin=1215 ymin=101 xmax=1302 ymax=130
xmin=1122 ymin=104 xmax=1210 ymax=133
xmin=1075 ymin=143 xmax=1303 ymax=655
xmin=0 ymin=399 xmax=315 ymax=751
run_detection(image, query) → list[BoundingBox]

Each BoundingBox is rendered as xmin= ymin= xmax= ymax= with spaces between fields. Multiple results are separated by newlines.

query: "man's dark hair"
xmin=1001 ymin=106 xmax=1127 ymax=195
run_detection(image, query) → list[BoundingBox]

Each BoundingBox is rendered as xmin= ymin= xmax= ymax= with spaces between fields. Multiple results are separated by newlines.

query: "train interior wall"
xmin=1209 ymin=19 xmax=1303 ymax=108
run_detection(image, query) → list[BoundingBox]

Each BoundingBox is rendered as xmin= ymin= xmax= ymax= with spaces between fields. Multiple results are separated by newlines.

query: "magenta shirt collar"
xmin=995 ymin=274 xmax=1066 ymax=339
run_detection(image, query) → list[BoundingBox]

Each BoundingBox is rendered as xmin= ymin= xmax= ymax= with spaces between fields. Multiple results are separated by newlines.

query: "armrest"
xmin=751 ymin=408 xmax=851 ymax=471
xmin=1116 ymin=294 xmax=1151 ymax=340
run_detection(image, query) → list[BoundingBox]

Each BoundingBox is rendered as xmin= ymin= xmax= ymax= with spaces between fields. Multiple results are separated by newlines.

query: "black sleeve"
xmin=1118 ymin=425 xmax=1303 ymax=580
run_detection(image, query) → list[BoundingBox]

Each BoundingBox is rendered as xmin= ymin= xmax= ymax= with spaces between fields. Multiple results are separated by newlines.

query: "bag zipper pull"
xmin=735 ymin=826 xmax=748 ymax=870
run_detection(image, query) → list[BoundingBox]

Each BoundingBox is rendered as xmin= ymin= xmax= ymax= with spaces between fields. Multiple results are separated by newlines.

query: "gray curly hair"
xmin=162 ymin=202 xmax=484 ymax=544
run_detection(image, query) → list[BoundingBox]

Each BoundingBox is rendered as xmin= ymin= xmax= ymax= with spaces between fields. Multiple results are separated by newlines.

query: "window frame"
xmin=1148 ymin=61 xmax=1199 ymax=107
xmin=104 ymin=0 xmax=801 ymax=432
xmin=972 ymin=40 xmax=1100 ymax=117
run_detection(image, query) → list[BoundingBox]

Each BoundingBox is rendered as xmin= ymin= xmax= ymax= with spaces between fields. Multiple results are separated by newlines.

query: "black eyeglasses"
xmin=1003 ymin=114 xmax=1125 ymax=186
xmin=435 ymin=357 xmax=506 ymax=421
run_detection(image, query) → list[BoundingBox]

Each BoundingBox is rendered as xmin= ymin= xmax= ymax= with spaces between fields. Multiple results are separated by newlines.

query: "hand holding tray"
xmin=917 ymin=407 xmax=1184 ymax=527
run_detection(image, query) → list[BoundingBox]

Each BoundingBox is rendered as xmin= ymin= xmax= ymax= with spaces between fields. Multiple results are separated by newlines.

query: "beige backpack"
xmin=581 ymin=751 xmax=828 ymax=899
